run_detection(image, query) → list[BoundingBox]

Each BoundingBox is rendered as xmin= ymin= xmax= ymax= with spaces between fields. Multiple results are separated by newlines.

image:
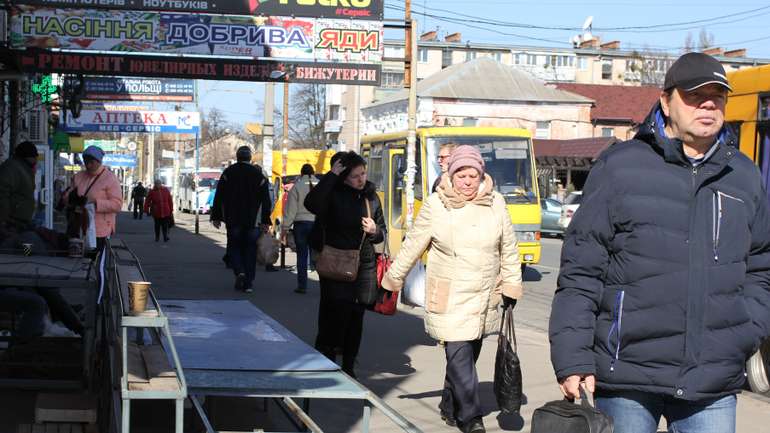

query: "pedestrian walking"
xmin=67 ymin=145 xmax=123 ymax=252
xmin=282 ymin=163 xmax=316 ymax=294
xmin=130 ymin=182 xmax=147 ymax=219
xmin=144 ymin=179 xmax=173 ymax=242
xmin=549 ymin=52 xmax=770 ymax=433
xmin=210 ymin=146 xmax=272 ymax=293
xmin=432 ymin=142 xmax=458 ymax=193
xmin=382 ymin=145 xmax=522 ymax=433
xmin=304 ymin=151 xmax=386 ymax=378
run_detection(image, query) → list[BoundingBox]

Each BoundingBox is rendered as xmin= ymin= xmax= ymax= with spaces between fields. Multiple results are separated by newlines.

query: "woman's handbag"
xmin=494 ymin=304 xmax=523 ymax=413
xmin=371 ymin=239 xmax=398 ymax=315
xmin=530 ymin=386 xmax=613 ymax=433
xmin=316 ymin=199 xmax=371 ymax=283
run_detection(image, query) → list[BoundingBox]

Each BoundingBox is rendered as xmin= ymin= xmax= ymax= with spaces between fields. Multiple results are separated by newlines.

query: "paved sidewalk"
xmin=118 ymin=212 xmax=770 ymax=433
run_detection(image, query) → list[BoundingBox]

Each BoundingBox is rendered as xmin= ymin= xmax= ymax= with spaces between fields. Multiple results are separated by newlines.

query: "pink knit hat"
xmin=447 ymin=145 xmax=485 ymax=177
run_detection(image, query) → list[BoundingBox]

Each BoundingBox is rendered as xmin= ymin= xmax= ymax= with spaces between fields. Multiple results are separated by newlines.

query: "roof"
xmin=533 ymin=136 xmax=619 ymax=159
xmin=554 ymin=83 xmax=661 ymax=124
xmin=366 ymin=57 xmax=594 ymax=109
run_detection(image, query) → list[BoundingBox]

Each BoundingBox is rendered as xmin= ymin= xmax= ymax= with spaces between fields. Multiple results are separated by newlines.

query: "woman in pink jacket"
xmin=69 ymin=146 xmax=123 ymax=251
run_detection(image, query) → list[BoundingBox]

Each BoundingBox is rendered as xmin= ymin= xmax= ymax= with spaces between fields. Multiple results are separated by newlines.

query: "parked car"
xmin=540 ymin=198 xmax=563 ymax=237
xmin=558 ymin=191 xmax=583 ymax=230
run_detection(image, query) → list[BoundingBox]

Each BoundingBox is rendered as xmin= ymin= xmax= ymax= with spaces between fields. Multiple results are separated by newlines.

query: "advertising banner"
xmin=10 ymin=7 xmax=383 ymax=64
xmin=60 ymin=109 xmax=201 ymax=134
xmin=103 ymin=154 xmax=137 ymax=168
xmin=84 ymin=139 xmax=119 ymax=151
xmin=72 ymin=77 xmax=195 ymax=102
xmin=7 ymin=0 xmax=383 ymax=20
xmin=18 ymin=49 xmax=382 ymax=85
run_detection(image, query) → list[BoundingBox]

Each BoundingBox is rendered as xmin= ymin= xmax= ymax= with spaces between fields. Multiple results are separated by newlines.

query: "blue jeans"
xmin=293 ymin=221 xmax=314 ymax=290
xmin=227 ymin=225 xmax=260 ymax=287
xmin=596 ymin=390 xmax=736 ymax=433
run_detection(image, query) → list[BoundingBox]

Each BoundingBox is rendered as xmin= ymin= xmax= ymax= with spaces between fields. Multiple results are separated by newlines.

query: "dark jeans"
xmin=133 ymin=200 xmax=144 ymax=219
xmin=293 ymin=221 xmax=314 ymax=290
xmin=439 ymin=339 xmax=483 ymax=424
xmin=227 ymin=225 xmax=260 ymax=287
xmin=596 ymin=390 xmax=736 ymax=433
xmin=153 ymin=217 xmax=170 ymax=241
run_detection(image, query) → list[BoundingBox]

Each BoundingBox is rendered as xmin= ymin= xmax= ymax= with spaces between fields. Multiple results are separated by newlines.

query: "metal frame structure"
xmin=106 ymin=241 xmax=187 ymax=433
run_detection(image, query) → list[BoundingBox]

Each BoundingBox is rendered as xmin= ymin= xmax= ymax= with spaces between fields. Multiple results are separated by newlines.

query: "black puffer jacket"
xmin=211 ymin=162 xmax=272 ymax=228
xmin=550 ymin=103 xmax=770 ymax=400
xmin=305 ymin=172 xmax=386 ymax=303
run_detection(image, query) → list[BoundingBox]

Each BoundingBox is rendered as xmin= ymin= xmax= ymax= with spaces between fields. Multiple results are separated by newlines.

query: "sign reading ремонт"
xmin=7 ymin=0 xmax=383 ymax=19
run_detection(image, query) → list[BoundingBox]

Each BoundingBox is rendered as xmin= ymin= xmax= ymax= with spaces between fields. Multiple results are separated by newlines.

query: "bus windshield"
xmin=428 ymin=136 xmax=537 ymax=204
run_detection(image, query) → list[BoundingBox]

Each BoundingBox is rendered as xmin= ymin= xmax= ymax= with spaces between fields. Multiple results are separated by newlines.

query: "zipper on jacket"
xmin=608 ymin=290 xmax=625 ymax=372
xmin=712 ymin=191 xmax=721 ymax=262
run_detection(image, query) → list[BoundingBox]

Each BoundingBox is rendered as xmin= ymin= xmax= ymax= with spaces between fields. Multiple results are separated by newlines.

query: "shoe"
xmin=164 ymin=237 xmax=169 ymax=242
xmin=235 ymin=273 xmax=246 ymax=291
xmin=294 ymin=287 xmax=306 ymax=294
xmin=459 ymin=417 xmax=485 ymax=433
xmin=440 ymin=411 xmax=457 ymax=427
xmin=244 ymin=286 xmax=253 ymax=294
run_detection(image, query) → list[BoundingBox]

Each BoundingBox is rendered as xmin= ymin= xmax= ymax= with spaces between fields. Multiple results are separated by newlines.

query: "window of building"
xmin=442 ymin=48 xmax=452 ymax=68
xmin=381 ymin=72 xmax=404 ymax=89
xmin=418 ymin=48 xmax=429 ymax=63
xmin=526 ymin=54 xmax=537 ymax=65
xmin=465 ymin=51 xmax=477 ymax=62
xmin=328 ymin=105 xmax=340 ymax=120
xmin=601 ymin=127 xmax=615 ymax=137
xmin=601 ymin=60 xmax=613 ymax=80
xmin=493 ymin=52 xmax=502 ymax=62
xmin=513 ymin=53 xmax=522 ymax=65
xmin=578 ymin=57 xmax=588 ymax=70
xmin=535 ymin=121 xmax=551 ymax=139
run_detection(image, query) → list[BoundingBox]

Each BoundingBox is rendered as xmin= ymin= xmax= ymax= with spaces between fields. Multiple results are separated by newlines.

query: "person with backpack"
xmin=282 ymin=164 xmax=317 ymax=294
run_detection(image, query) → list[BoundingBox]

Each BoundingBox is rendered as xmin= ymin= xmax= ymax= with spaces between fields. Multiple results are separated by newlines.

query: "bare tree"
xmin=200 ymin=108 xmax=237 ymax=167
xmin=683 ymin=32 xmax=695 ymax=53
xmin=698 ymin=29 xmax=715 ymax=50
xmin=288 ymin=84 xmax=327 ymax=149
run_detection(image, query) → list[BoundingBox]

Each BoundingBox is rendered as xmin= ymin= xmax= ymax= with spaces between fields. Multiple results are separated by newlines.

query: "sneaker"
xmin=459 ymin=417 xmax=485 ymax=433
xmin=294 ymin=287 xmax=307 ymax=294
xmin=244 ymin=286 xmax=254 ymax=294
xmin=440 ymin=411 xmax=457 ymax=427
xmin=235 ymin=273 xmax=246 ymax=291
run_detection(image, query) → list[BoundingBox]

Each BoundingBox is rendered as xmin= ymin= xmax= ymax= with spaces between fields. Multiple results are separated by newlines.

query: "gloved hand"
xmin=502 ymin=296 xmax=517 ymax=309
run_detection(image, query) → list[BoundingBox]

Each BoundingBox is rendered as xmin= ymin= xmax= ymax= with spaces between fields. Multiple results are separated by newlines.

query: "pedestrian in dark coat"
xmin=304 ymin=151 xmax=386 ymax=378
xmin=211 ymin=146 xmax=272 ymax=293
xmin=131 ymin=182 xmax=147 ymax=219
xmin=144 ymin=179 xmax=173 ymax=242
xmin=549 ymin=52 xmax=770 ymax=433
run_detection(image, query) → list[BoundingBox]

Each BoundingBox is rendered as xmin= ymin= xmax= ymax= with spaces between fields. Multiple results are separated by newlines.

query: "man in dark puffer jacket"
xmin=550 ymin=52 xmax=770 ymax=433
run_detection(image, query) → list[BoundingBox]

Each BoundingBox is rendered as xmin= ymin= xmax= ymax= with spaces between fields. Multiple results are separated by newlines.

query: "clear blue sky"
xmin=198 ymin=0 xmax=770 ymax=127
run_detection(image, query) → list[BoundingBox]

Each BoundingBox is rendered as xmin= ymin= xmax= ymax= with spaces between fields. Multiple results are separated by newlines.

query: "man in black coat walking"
xmin=130 ymin=182 xmax=147 ymax=219
xmin=550 ymin=53 xmax=770 ymax=433
xmin=211 ymin=146 xmax=272 ymax=293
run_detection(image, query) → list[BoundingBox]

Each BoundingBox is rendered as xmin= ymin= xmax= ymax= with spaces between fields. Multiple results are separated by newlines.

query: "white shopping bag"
xmin=402 ymin=261 xmax=426 ymax=308
xmin=84 ymin=203 xmax=97 ymax=250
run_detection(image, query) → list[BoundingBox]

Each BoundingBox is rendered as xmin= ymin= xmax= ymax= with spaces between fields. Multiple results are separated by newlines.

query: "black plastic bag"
xmin=531 ymin=386 xmax=613 ymax=433
xmin=494 ymin=304 xmax=523 ymax=413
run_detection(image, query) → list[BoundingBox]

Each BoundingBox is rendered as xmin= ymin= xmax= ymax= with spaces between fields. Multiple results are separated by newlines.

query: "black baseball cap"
xmin=664 ymin=52 xmax=732 ymax=92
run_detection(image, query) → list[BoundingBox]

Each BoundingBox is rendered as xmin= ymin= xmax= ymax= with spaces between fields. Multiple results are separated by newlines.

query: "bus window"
xmin=391 ymin=153 xmax=405 ymax=227
xmin=368 ymin=146 xmax=385 ymax=191
xmin=414 ymin=138 xmax=423 ymax=200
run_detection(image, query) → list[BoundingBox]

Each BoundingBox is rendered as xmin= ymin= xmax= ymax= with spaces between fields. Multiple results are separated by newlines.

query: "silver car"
xmin=540 ymin=198 xmax=563 ymax=237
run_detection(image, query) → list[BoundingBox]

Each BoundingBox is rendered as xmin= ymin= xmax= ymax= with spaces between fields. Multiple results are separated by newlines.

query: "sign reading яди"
xmin=67 ymin=77 xmax=195 ymax=102
xmin=7 ymin=0 xmax=383 ymax=19
xmin=9 ymin=7 xmax=383 ymax=65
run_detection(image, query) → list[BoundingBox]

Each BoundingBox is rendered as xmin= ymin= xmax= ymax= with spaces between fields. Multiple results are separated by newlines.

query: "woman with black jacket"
xmin=304 ymin=151 xmax=386 ymax=378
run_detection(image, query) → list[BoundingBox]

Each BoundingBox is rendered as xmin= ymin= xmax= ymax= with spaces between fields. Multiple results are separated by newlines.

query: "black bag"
xmin=531 ymin=387 xmax=613 ymax=433
xmin=494 ymin=304 xmax=523 ymax=413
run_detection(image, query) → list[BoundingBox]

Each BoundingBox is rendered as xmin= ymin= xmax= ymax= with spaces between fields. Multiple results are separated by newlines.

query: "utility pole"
xmin=404 ymin=0 xmax=418 ymax=228
xmin=146 ymin=132 xmax=155 ymax=185
xmin=263 ymin=83 xmax=274 ymax=176
xmin=172 ymin=105 xmax=182 ymax=210
xmin=194 ymin=81 xmax=201 ymax=234
xmin=282 ymin=80 xmax=289 ymax=180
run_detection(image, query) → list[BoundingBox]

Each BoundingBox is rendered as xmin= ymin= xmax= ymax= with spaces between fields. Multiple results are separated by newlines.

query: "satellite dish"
xmin=571 ymin=35 xmax=581 ymax=45
xmin=582 ymin=15 xmax=594 ymax=31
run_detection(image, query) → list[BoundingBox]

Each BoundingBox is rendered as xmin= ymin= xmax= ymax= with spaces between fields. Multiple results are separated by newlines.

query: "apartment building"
xmin=325 ymin=33 xmax=770 ymax=150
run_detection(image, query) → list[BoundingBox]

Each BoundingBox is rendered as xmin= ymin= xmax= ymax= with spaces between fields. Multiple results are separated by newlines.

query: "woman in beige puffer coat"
xmin=382 ymin=145 xmax=522 ymax=433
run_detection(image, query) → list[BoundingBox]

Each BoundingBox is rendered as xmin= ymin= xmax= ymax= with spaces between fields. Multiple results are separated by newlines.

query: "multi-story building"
xmin=326 ymin=33 xmax=770 ymax=150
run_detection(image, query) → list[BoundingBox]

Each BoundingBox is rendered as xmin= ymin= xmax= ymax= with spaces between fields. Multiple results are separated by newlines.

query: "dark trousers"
xmin=227 ymin=225 xmax=259 ymax=287
xmin=439 ymin=339 xmax=483 ymax=424
xmin=133 ymin=200 xmax=144 ymax=219
xmin=293 ymin=221 xmax=314 ymax=290
xmin=153 ymin=217 xmax=169 ymax=241
xmin=315 ymin=280 xmax=365 ymax=371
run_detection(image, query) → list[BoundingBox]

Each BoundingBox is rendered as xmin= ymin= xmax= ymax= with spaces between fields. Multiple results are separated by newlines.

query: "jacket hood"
xmin=438 ymin=173 xmax=495 ymax=209
xmin=634 ymin=102 xmax=738 ymax=165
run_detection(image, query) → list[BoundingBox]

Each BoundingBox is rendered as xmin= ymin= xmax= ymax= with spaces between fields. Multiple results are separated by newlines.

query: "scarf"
xmin=437 ymin=173 xmax=495 ymax=209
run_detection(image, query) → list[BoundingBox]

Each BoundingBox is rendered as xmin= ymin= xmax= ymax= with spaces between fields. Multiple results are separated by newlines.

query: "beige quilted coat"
xmin=382 ymin=174 xmax=523 ymax=342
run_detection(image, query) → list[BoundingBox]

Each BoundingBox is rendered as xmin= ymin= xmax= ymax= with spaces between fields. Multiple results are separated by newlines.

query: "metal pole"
xmin=282 ymin=81 xmax=289 ymax=179
xmin=404 ymin=1 xmax=418 ymax=228
xmin=263 ymin=83 xmax=275 ymax=176
xmin=194 ymin=81 xmax=200 ymax=234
